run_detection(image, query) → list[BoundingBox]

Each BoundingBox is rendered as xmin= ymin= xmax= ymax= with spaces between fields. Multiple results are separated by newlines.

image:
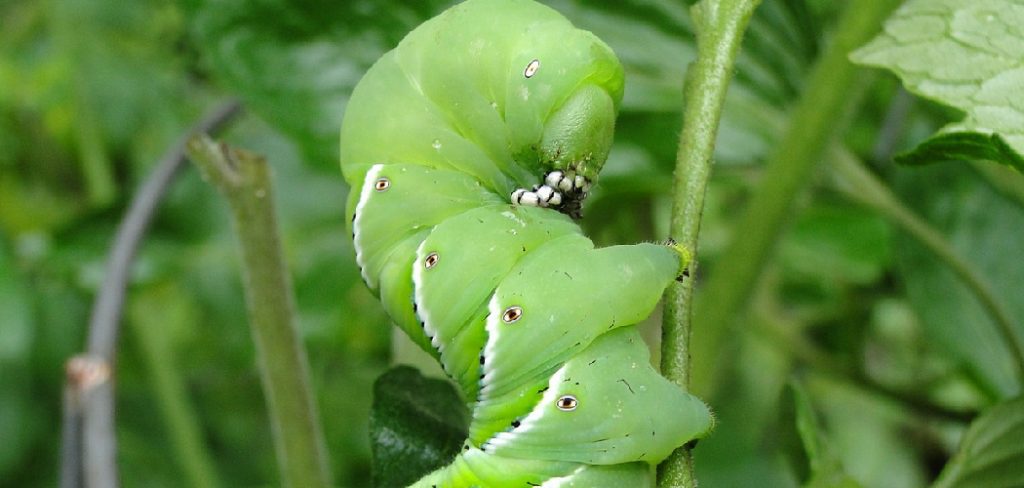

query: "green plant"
xmin=1 ymin=0 xmax=1021 ymax=486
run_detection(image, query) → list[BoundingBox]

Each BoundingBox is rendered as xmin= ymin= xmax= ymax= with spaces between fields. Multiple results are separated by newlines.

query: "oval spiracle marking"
xmin=424 ymin=251 xmax=439 ymax=269
xmin=556 ymin=395 xmax=578 ymax=411
xmin=502 ymin=306 xmax=523 ymax=324
xmin=524 ymin=59 xmax=540 ymax=78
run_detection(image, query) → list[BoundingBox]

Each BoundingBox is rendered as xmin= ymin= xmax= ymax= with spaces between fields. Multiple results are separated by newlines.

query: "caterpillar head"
xmin=537 ymin=83 xmax=617 ymax=184
xmin=508 ymin=82 xmax=618 ymax=218
xmin=504 ymin=15 xmax=624 ymax=216
xmin=507 ymin=37 xmax=622 ymax=181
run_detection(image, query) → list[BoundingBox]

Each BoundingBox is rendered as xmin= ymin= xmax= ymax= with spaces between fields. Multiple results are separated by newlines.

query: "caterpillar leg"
xmin=511 ymin=185 xmax=563 ymax=208
xmin=543 ymin=170 xmax=589 ymax=218
xmin=509 ymin=170 xmax=592 ymax=220
xmin=544 ymin=170 xmax=591 ymax=197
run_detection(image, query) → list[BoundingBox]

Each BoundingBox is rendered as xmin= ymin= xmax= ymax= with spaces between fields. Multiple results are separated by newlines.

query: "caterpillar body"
xmin=339 ymin=0 xmax=713 ymax=485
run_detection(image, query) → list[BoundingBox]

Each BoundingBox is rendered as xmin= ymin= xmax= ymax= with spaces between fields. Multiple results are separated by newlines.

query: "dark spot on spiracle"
xmin=511 ymin=420 xmax=521 ymax=428
xmin=479 ymin=355 xmax=485 ymax=365
xmin=556 ymin=395 xmax=578 ymax=411
xmin=502 ymin=306 xmax=523 ymax=324
xmin=424 ymin=252 xmax=439 ymax=269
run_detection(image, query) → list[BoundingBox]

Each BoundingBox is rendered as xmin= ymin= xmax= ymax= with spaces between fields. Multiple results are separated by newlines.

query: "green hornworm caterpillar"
xmin=339 ymin=0 xmax=713 ymax=485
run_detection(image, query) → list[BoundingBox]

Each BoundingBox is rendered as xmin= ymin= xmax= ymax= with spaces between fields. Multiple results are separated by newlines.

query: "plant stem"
xmin=62 ymin=101 xmax=241 ymax=488
xmin=129 ymin=290 xmax=220 ymax=488
xmin=829 ymin=148 xmax=1024 ymax=386
xmin=186 ymin=136 xmax=332 ymax=488
xmin=658 ymin=0 xmax=761 ymax=486
xmin=687 ymin=0 xmax=901 ymax=399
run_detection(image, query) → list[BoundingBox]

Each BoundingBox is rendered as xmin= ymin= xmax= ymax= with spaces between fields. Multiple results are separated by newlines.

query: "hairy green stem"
xmin=187 ymin=136 xmax=332 ymax=488
xmin=658 ymin=0 xmax=761 ymax=486
xmin=687 ymin=0 xmax=901 ymax=398
xmin=829 ymin=149 xmax=1024 ymax=386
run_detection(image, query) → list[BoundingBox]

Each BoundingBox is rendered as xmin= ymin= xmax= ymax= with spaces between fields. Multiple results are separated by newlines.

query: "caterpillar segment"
xmin=411 ymin=448 xmax=650 ymax=488
xmin=340 ymin=0 xmax=712 ymax=485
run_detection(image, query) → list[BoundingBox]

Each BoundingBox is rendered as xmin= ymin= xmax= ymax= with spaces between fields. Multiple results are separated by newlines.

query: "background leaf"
xmin=894 ymin=163 xmax=1024 ymax=399
xmin=933 ymin=396 xmax=1024 ymax=488
xmin=370 ymin=366 xmax=469 ymax=488
xmin=790 ymin=382 xmax=863 ymax=488
xmin=852 ymin=0 xmax=1024 ymax=170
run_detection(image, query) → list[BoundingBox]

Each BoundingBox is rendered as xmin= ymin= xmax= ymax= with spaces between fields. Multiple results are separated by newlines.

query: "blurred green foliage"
xmin=1 ymin=0 xmax=1022 ymax=486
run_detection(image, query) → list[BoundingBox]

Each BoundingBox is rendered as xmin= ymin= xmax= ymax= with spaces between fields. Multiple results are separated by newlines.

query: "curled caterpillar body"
xmin=340 ymin=0 xmax=712 ymax=485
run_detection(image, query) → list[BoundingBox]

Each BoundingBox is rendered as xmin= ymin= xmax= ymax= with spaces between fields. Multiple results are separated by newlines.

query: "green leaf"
xmin=851 ymin=0 xmax=1024 ymax=170
xmin=780 ymin=203 xmax=892 ymax=286
xmin=893 ymin=164 xmax=1024 ymax=398
xmin=369 ymin=366 xmax=468 ymax=488
xmin=895 ymin=132 xmax=1024 ymax=171
xmin=933 ymin=396 xmax=1024 ymax=488
xmin=791 ymin=382 xmax=864 ymax=488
